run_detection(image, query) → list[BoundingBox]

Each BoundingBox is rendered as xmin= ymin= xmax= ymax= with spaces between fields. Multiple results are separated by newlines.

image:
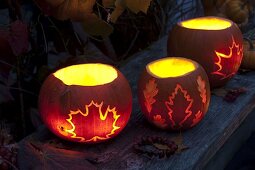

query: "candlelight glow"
xmin=180 ymin=17 xmax=232 ymax=30
xmin=54 ymin=64 xmax=118 ymax=86
xmin=147 ymin=58 xmax=196 ymax=78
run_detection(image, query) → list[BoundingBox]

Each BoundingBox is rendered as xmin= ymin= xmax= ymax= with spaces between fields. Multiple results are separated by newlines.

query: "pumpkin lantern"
xmin=168 ymin=16 xmax=243 ymax=88
xmin=39 ymin=63 xmax=132 ymax=143
xmin=138 ymin=57 xmax=210 ymax=130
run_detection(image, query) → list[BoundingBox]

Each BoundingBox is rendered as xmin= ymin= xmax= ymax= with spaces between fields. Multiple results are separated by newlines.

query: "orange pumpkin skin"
xmin=167 ymin=17 xmax=243 ymax=88
xmin=138 ymin=57 xmax=210 ymax=130
xmin=39 ymin=64 xmax=132 ymax=143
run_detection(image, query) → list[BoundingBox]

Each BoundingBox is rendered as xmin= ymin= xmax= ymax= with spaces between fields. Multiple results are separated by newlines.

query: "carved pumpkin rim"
xmin=146 ymin=57 xmax=199 ymax=79
xmin=53 ymin=63 xmax=118 ymax=86
xmin=178 ymin=16 xmax=233 ymax=31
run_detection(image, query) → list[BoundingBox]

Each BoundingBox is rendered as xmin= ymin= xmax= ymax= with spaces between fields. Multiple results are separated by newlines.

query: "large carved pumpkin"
xmin=39 ymin=63 xmax=132 ymax=143
xmin=168 ymin=16 xmax=243 ymax=88
xmin=138 ymin=57 xmax=210 ymax=130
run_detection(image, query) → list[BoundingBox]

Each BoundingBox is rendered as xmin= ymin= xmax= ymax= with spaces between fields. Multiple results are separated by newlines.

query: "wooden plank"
xmin=18 ymin=36 xmax=255 ymax=170
xmin=205 ymin=109 xmax=255 ymax=170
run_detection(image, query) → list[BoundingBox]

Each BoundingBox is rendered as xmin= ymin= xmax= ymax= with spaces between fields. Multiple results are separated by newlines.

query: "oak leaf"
xmin=197 ymin=76 xmax=207 ymax=104
xmin=143 ymin=79 xmax=158 ymax=113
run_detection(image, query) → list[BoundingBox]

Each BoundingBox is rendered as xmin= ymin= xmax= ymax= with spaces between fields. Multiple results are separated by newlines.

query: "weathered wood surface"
xmin=18 ymin=36 xmax=255 ymax=170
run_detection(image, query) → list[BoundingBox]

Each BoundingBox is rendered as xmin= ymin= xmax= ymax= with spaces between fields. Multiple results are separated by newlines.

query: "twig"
xmin=2 ymin=157 xmax=18 ymax=170
xmin=16 ymin=56 xmax=26 ymax=136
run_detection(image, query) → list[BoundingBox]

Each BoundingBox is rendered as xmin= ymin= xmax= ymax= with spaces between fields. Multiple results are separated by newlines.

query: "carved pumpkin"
xmin=168 ymin=16 xmax=243 ymax=88
xmin=39 ymin=63 xmax=132 ymax=143
xmin=241 ymin=38 xmax=255 ymax=69
xmin=138 ymin=57 xmax=210 ymax=130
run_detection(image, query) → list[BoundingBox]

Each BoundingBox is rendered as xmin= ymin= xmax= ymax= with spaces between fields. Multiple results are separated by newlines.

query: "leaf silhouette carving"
xmin=197 ymin=76 xmax=207 ymax=104
xmin=191 ymin=111 xmax=203 ymax=127
xmin=65 ymin=101 xmax=120 ymax=142
xmin=153 ymin=114 xmax=167 ymax=128
xmin=143 ymin=79 xmax=159 ymax=113
xmin=212 ymin=36 xmax=243 ymax=79
xmin=165 ymin=84 xmax=194 ymax=129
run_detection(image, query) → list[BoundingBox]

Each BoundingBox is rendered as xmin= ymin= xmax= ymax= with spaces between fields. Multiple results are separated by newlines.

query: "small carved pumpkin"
xmin=39 ymin=63 xmax=132 ymax=143
xmin=241 ymin=38 xmax=255 ymax=69
xmin=168 ymin=16 xmax=243 ymax=88
xmin=138 ymin=57 xmax=210 ymax=130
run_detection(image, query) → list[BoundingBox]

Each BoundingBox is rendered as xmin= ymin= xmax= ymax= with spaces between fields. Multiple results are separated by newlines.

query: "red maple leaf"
xmin=65 ymin=101 xmax=120 ymax=142
xmin=165 ymin=84 xmax=194 ymax=129
xmin=212 ymin=36 xmax=243 ymax=79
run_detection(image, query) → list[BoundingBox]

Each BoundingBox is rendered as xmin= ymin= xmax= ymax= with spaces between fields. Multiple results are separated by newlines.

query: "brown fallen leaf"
xmin=171 ymin=133 xmax=189 ymax=154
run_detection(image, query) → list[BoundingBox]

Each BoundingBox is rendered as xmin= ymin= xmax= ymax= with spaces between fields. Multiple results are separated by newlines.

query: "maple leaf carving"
xmin=197 ymin=76 xmax=207 ymax=104
xmin=153 ymin=114 xmax=167 ymax=128
xmin=191 ymin=111 xmax=203 ymax=127
xmin=143 ymin=79 xmax=159 ymax=113
xmin=212 ymin=36 xmax=243 ymax=79
xmin=65 ymin=101 xmax=120 ymax=142
xmin=165 ymin=84 xmax=194 ymax=129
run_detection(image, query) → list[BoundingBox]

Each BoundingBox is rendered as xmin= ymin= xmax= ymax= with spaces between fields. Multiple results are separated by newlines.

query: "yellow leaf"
xmin=103 ymin=0 xmax=116 ymax=7
xmin=81 ymin=13 xmax=113 ymax=38
xmin=110 ymin=0 xmax=126 ymax=23
xmin=125 ymin=0 xmax=152 ymax=14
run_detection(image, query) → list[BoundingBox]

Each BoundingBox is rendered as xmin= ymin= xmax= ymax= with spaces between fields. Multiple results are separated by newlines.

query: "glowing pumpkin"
xmin=168 ymin=16 xmax=243 ymax=88
xmin=138 ymin=57 xmax=210 ymax=130
xmin=39 ymin=63 xmax=132 ymax=143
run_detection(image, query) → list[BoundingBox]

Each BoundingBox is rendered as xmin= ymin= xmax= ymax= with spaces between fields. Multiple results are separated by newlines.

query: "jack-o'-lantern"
xmin=39 ymin=63 xmax=132 ymax=143
xmin=138 ymin=57 xmax=210 ymax=130
xmin=168 ymin=16 xmax=243 ymax=88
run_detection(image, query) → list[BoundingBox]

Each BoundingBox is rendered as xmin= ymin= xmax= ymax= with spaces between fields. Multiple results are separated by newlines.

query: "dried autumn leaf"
xmin=171 ymin=134 xmax=189 ymax=153
xmin=212 ymin=88 xmax=228 ymax=97
xmin=143 ymin=79 xmax=158 ymax=113
xmin=110 ymin=0 xmax=126 ymax=23
xmin=103 ymin=0 xmax=116 ymax=7
xmin=125 ymin=0 xmax=153 ymax=14
xmin=81 ymin=13 xmax=113 ymax=38
xmin=69 ymin=0 xmax=96 ymax=22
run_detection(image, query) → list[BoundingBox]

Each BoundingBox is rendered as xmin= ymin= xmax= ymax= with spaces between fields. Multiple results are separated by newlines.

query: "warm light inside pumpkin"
xmin=53 ymin=64 xmax=118 ymax=86
xmin=180 ymin=17 xmax=232 ymax=30
xmin=147 ymin=58 xmax=196 ymax=78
